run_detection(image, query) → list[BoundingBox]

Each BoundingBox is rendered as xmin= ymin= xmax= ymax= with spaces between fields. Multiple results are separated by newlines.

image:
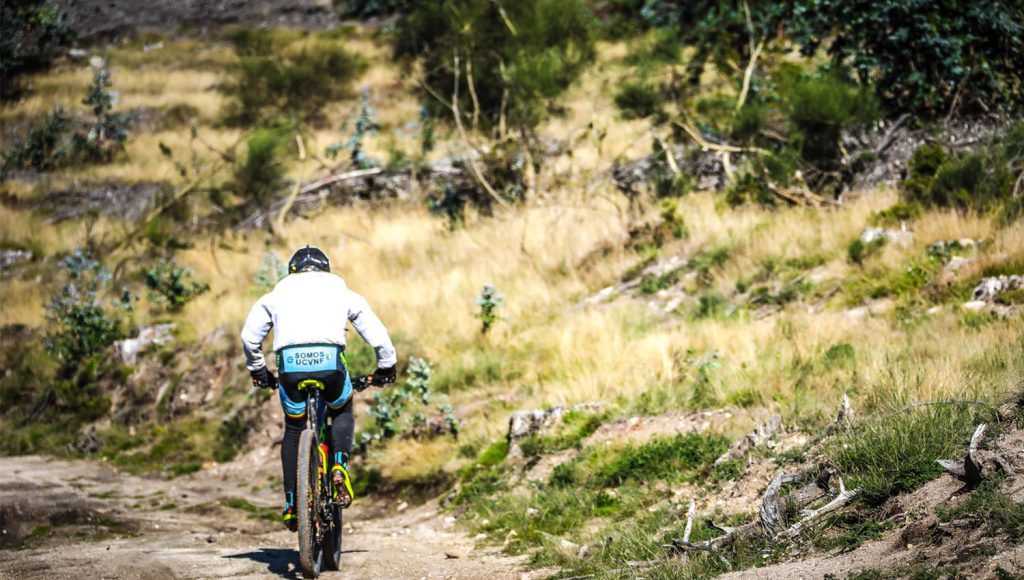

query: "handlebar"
xmin=352 ymin=375 xmax=378 ymax=392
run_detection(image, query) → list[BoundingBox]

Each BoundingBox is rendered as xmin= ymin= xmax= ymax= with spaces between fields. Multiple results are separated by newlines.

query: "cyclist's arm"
xmin=346 ymin=290 xmax=397 ymax=369
xmin=240 ymin=294 xmax=274 ymax=371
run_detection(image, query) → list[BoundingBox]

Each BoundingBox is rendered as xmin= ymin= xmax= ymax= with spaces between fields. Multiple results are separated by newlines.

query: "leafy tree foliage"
xmin=73 ymin=64 xmax=130 ymax=162
xmin=231 ymin=126 xmax=292 ymax=212
xmin=793 ymin=0 xmax=1024 ymax=116
xmin=0 ymin=1 xmax=71 ymax=99
xmin=220 ymin=28 xmax=366 ymax=126
xmin=396 ymin=0 xmax=597 ymax=129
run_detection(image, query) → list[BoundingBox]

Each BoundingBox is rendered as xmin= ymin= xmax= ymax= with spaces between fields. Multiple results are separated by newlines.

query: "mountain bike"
xmin=295 ymin=374 xmax=376 ymax=578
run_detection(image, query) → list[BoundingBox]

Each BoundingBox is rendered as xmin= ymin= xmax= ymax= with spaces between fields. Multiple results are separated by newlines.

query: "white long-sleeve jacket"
xmin=240 ymin=271 xmax=397 ymax=372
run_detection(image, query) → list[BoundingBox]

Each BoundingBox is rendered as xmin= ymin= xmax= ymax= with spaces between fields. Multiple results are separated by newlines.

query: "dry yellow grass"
xmin=3 ymin=24 xmax=1023 ymax=487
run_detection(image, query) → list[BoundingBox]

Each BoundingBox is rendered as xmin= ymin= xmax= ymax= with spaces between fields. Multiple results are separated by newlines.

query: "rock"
xmin=971 ymin=275 xmax=1024 ymax=303
xmin=68 ymin=48 xmax=90 ymax=60
xmin=444 ymin=550 xmax=465 ymax=559
xmin=963 ymin=300 xmax=988 ymax=312
xmin=507 ymin=402 xmax=605 ymax=458
xmin=860 ymin=227 xmax=913 ymax=246
xmin=895 ymin=515 xmax=939 ymax=549
xmin=116 ymin=324 xmax=175 ymax=365
xmin=396 ymin=501 xmax=409 ymax=512
xmin=0 ymin=249 xmax=33 ymax=271
xmin=526 ymin=508 xmax=539 ymax=517
xmin=946 ymin=256 xmax=975 ymax=271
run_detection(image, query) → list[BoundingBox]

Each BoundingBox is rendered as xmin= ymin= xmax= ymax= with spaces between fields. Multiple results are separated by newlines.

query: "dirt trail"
xmin=0 ymin=455 xmax=528 ymax=579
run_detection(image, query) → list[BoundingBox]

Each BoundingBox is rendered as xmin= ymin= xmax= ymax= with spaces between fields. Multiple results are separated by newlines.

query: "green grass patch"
xmin=831 ymin=402 xmax=995 ymax=505
xmin=220 ymin=497 xmax=279 ymax=522
xmin=936 ymin=476 xmax=1024 ymax=540
xmin=517 ymin=411 xmax=604 ymax=457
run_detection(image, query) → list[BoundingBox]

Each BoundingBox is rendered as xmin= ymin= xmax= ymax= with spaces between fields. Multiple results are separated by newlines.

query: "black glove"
xmin=250 ymin=366 xmax=276 ymax=389
xmin=371 ymin=365 xmax=397 ymax=385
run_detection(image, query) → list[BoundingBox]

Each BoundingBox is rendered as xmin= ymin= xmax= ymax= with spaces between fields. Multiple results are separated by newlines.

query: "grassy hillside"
xmin=2 ymin=8 xmax=1024 ymax=578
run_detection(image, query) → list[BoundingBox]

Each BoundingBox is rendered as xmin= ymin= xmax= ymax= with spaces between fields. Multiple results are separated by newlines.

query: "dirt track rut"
xmin=0 ymin=455 xmax=527 ymax=579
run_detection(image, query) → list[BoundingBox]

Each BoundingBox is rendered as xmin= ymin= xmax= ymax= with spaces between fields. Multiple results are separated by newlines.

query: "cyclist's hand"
xmin=372 ymin=365 xmax=397 ymax=385
xmin=250 ymin=366 xmax=276 ymax=389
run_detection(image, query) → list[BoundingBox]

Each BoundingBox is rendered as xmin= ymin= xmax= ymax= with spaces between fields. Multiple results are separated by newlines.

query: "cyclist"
xmin=240 ymin=246 xmax=397 ymax=531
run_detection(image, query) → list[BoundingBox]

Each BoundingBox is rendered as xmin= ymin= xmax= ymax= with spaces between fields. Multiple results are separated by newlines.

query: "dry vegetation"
xmin=2 ymin=17 xmax=1023 ymax=580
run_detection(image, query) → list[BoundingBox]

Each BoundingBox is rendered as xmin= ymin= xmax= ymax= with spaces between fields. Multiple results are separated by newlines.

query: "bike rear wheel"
xmin=322 ymin=498 xmax=342 ymax=570
xmin=296 ymin=429 xmax=322 ymax=578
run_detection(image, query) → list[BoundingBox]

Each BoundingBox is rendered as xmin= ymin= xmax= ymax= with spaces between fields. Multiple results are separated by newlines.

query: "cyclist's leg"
xmin=278 ymin=377 xmax=307 ymax=529
xmin=323 ymin=370 xmax=355 ymax=505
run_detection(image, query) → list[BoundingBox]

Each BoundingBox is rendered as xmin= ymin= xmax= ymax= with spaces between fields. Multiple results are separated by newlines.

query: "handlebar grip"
xmin=352 ymin=375 xmax=373 ymax=392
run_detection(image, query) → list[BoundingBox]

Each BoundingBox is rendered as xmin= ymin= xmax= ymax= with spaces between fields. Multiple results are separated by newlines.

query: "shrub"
xmin=252 ymin=252 xmax=287 ymax=295
xmin=1 ymin=107 xmax=71 ymax=173
xmin=780 ymin=69 xmax=880 ymax=166
xmin=144 ymin=259 xmax=210 ymax=313
xmin=900 ymin=124 xmax=1024 ymax=219
xmin=220 ymin=29 xmax=366 ymax=126
xmin=614 ymin=80 xmax=663 ymax=120
xmin=45 ymin=251 xmax=132 ymax=370
xmin=396 ymin=0 xmax=596 ymax=129
xmin=0 ymin=1 xmax=71 ymax=99
xmin=476 ymin=284 xmax=505 ymax=334
xmin=847 ymin=237 xmax=885 ymax=266
xmin=325 ymin=89 xmax=380 ymax=168
xmin=231 ymin=126 xmax=291 ymax=213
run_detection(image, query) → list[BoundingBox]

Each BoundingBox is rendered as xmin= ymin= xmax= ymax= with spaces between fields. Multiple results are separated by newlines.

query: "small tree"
xmin=144 ymin=259 xmax=210 ymax=313
xmin=72 ymin=63 xmax=130 ymax=162
xmin=221 ymin=29 xmax=367 ymax=126
xmin=45 ymin=251 xmax=133 ymax=370
xmin=325 ymin=89 xmax=380 ymax=168
xmin=475 ymin=284 xmax=505 ymax=334
xmin=397 ymin=0 xmax=597 ymax=130
xmin=232 ymin=126 xmax=291 ymax=222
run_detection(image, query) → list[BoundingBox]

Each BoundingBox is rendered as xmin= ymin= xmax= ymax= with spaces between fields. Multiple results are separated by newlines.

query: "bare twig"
xmin=809 ymin=394 xmax=855 ymax=446
xmin=453 ymin=51 xmax=509 ymax=209
xmin=299 ymin=168 xmax=384 ymax=196
xmin=735 ymin=39 xmax=765 ymax=112
xmin=465 ymin=50 xmax=481 ymax=131
xmin=715 ymin=415 xmax=783 ymax=465
xmin=652 ymin=133 xmax=682 ymax=176
xmin=760 ymin=471 xmax=803 ymax=536
xmin=673 ymin=120 xmax=763 ymax=154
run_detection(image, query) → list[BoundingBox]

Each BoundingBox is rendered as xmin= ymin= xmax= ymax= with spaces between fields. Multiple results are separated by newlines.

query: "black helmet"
xmin=288 ymin=246 xmax=330 ymax=274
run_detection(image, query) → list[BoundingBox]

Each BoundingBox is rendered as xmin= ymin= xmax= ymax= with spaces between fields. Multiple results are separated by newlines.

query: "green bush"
xmin=1 ymin=107 xmax=71 ymax=174
xmin=780 ymin=69 xmax=880 ymax=166
xmin=72 ymin=64 xmax=130 ymax=163
xmin=900 ymin=124 xmax=1024 ymax=220
xmin=847 ymin=237 xmax=885 ymax=266
xmin=0 ymin=1 xmax=71 ymax=99
xmin=614 ymin=80 xmax=663 ymax=120
xmin=220 ymin=29 xmax=366 ymax=126
xmin=231 ymin=126 xmax=291 ymax=212
xmin=144 ymin=259 xmax=210 ymax=313
xmin=397 ymin=0 xmax=596 ymax=129
xmin=45 ymin=251 xmax=132 ymax=370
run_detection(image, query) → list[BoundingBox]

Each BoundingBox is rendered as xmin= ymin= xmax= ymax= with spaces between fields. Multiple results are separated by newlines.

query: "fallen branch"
xmin=653 ymin=133 xmax=682 ymax=176
xmin=875 ymin=113 xmax=911 ymax=155
xmin=808 ymin=394 xmax=855 ymax=446
xmin=777 ymin=478 xmax=859 ymax=539
xmin=760 ymin=471 xmax=804 ymax=536
xmin=715 ymin=415 xmax=783 ymax=465
xmin=937 ymin=423 xmax=986 ymax=489
xmin=673 ymin=120 xmax=765 ymax=154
